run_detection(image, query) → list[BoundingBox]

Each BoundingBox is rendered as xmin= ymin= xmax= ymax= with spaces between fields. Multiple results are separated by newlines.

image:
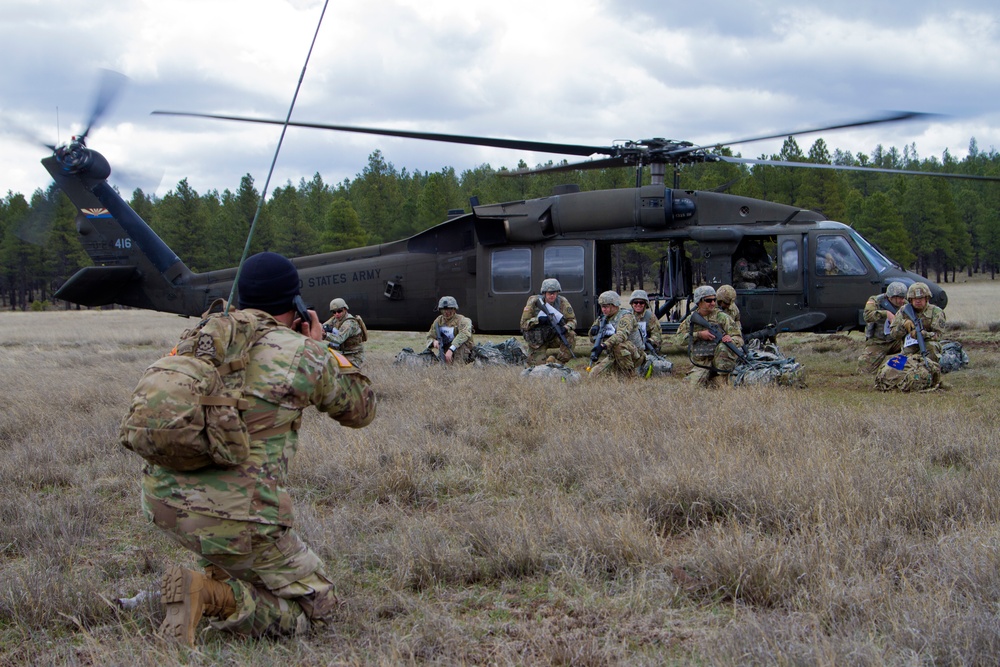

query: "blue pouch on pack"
xmin=886 ymin=354 xmax=907 ymax=370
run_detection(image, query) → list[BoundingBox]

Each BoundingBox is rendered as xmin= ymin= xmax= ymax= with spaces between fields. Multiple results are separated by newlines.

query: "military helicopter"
xmin=45 ymin=91 xmax=998 ymax=336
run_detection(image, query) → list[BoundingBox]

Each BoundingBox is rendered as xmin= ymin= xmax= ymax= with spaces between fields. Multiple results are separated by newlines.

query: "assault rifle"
xmin=588 ymin=315 xmax=608 ymax=370
xmin=537 ymin=297 xmax=575 ymax=359
xmin=434 ymin=323 xmax=448 ymax=362
xmin=644 ymin=337 xmax=657 ymax=355
xmin=902 ymin=303 xmax=927 ymax=356
xmin=690 ymin=312 xmax=747 ymax=363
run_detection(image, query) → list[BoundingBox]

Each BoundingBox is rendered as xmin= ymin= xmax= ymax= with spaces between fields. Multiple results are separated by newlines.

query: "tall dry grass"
xmin=1 ymin=289 xmax=999 ymax=665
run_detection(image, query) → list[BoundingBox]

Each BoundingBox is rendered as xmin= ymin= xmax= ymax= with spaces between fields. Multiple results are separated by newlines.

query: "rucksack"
xmin=119 ymin=300 xmax=277 ymax=471
xmin=354 ymin=314 xmax=369 ymax=342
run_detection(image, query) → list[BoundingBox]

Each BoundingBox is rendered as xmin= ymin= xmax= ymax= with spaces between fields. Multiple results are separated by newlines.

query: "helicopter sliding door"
xmin=476 ymin=240 xmax=594 ymax=333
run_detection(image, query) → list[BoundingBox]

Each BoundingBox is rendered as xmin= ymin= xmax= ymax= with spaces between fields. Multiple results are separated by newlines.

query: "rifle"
xmin=690 ymin=312 xmax=747 ymax=363
xmin=434 ymin=323 xmax=448 ymax=362
xmin=537 ymin=297 xmax=575 ymax=358
xmin=902 ymin=303 xmax=927 ymax=356
xmin=588 ymin=315 xmax=608 ymax=370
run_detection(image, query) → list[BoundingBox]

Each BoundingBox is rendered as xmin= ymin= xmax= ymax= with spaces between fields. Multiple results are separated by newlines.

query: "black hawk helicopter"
xmin=42 ymin=84 xmax=998 ymax=336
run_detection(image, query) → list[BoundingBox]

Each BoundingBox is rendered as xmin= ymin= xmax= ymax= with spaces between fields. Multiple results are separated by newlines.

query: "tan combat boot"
xmin=159 ymin=565 xmax=238 ymax=647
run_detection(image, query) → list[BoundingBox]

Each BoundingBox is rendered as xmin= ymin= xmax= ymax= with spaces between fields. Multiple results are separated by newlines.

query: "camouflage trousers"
xmin=525 ymin=330 xmax=577 ymax=365
xmin=683 ymin=348 xmax=739 ymax=388
xmin=145 ymin=498 xmax=337 ymax=638
xmin=857 ymin=338 xmax=901 ymax=374
xmin=588 ymin=341 xmax=646 ymax=378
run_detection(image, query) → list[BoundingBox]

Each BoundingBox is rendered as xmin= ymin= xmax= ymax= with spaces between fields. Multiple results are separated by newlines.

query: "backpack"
xmin=354 ymin=314 xmax=369 ymax=342
xmin=874 ymin=353 xmax=940 ymax=392
xmin=119 ymin=300 xmax=276 ymax=471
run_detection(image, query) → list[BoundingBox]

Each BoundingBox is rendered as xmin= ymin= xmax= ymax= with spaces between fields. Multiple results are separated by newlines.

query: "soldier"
xmin=628 ymin=289 xmax=662 ymax=355
xmin=890 ymin=282 xmax=947 ymax=363
xmin=587 ymin=290 xmax=648 ymax=378
xmin=857 ymin=281 xmax=907 ymax=373
xmin=671 ymin=285 xmax=743 ymax=387
xmin=323 ymin=297 xmax=367 ymax=367
xmin=426 ymin=296 xmax=475 ymax=364
xmin=520 ymin=278 xmax=577 ymax=365
xmin=715 ymin=285 xmax=741 ymax=330
xmin=146 ymin=251 xmax=377 ymax=647
xmin=876 ymin=282 xmax=946 ymax=391
xmin=732 ymin=241 xmax=776 ymax=289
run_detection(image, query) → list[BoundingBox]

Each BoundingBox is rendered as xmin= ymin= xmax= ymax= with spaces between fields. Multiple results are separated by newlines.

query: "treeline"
xmin=2 ymin=137 xmax=999 ymax=309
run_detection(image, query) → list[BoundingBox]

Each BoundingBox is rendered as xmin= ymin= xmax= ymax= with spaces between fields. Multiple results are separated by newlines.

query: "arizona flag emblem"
xmin=82 ymin=208 xmax=112 ymax=218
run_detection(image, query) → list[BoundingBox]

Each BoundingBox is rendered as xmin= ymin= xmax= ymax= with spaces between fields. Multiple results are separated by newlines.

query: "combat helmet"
xmin=329 ymin=297 xmax=348 ymax=312
xmin=886 ymin=282 xmax=907 ymax=299
xmin=540 ymin=278 xmax=562 ymax=293
xmin=716 ymin=285 xmax=736 ymax=306
xmin=629 ymin=289 xmax=649 ymax=305
xmin=906 ymin=282 xmax=931 ymax=300
xmin=693 ymin=285 xmax=716 ymax=304
xmin=437 ymin=295 xmax=459 ymax=310
xmin=597 ymin=290 xmax=621 ymax=306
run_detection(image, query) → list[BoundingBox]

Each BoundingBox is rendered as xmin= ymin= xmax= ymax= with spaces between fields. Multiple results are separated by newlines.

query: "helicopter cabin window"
xmin=732 ymin=238 xmax=777 ymax=290
xmin=491 ymin=248 xmax=532 ymax=293
xmin=543 ymin=246 xmax=585 ymax=292
xmin=815 ymin=235 xmax=866 ymax=276
xmin=778 ymin=238 xmax=801 ymax=290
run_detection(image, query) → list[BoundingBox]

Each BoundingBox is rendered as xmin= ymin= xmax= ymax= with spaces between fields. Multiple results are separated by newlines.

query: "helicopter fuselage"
xmin=47 ymin=149 xmax=945 ymax=336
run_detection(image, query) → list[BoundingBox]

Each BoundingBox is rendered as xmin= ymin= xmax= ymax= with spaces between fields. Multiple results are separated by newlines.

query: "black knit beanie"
xmin=237 ymin=252 xmax=300 ymax=314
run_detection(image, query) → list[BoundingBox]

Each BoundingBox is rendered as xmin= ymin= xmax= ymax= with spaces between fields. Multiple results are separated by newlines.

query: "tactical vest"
xmin=339 ymin=314 xmax=367 ymax=356
xmin=865 ymin=295 xmax=895 ymax=341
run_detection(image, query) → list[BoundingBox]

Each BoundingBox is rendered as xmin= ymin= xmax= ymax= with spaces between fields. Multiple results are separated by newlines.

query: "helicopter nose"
xmin=935 ymin=288 xmax=948 ymax=310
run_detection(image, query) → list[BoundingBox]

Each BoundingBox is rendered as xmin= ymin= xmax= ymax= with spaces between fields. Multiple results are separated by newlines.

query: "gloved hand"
xmin=903 ymin=319 xmax=916 ymax=334
xmin=537 ymin=313 xmax=549 ymax=324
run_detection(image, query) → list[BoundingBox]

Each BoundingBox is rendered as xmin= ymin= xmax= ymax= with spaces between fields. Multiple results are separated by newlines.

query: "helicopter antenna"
xmin=226 ymin=0 xmax=330 ymax=313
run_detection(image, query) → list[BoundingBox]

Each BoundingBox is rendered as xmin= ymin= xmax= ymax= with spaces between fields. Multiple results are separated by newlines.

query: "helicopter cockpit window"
xmin=815 ymin=235 xmax=867 ymax=276
xmin=849 ymin=230 xmax=893 ymax=274
xmin=543 ymin=246 xmax=585 ymax=292
xmin=491 ymin=248 xmax=532 ymax=293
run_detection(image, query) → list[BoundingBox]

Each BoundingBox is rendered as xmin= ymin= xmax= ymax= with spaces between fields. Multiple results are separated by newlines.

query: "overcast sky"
xmin=2 ymin=0 xmax=998 ymax=201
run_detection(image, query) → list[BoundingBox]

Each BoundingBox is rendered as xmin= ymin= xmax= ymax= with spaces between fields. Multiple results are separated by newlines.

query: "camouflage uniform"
xmin=718 ymin=302 xmax=741 ymax=328
xmin=142 ymin=310 xmax=376 ymax=638
xmin=858 ymin=292 xmax=903 ymax=373
xmin=426 ymin=311 xmax=475 ymax=363
xmin=520 ymin=294 xmax=577 ymax=365
xmin=588 ymin=310 xmax=647 ymax=378
xmin=323 ymin=313 xmax=366 ymax=367
xmin=876 ymin=285 xmax=946 ymax=391
xmin=671 ymin=309 xmax=743 ymax=387
xmin=634 ymin=308 xmax=663 ymax=355
xmin=732 ymin=257 xmax=775 ymax=289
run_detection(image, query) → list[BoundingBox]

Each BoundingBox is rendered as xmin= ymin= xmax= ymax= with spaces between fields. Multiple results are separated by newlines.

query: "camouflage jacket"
xmin=426 ymin=312 xmax=474 ymax=350
xmin=719 ymin=302 xmax=741 ymax=329
xmin=889 ymin=303 xmax=946 ymax=352
xmin=671 ymin=309 xmax=743 ymax=359
xmin=142 ymin=310 xmax=377 ymax=526
xmin=520 ymin=295 xmax=577 ymax=332
xmin=324 ymin=314 xmax=366 ymax=363
xmin=590 ymin=309 xmax=643 ymax=351
xmin=863 ymin=293 xmax=898 ymax=341
xmin=634 ymin=309 xmax=663 ymax=353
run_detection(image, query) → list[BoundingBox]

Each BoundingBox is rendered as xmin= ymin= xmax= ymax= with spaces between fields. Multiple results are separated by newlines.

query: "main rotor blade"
xmin=503 ymin=156 xmax=628 ymax=176
xmin=80 ymin=69 xmax=128 ymax=141
xmin=153 ymin=110 xmax=612 ymax=157
xmin=673 ymin=111 xmax=939 ymax=157
xmin=719 ymin=155 xmax=1000 ymax=181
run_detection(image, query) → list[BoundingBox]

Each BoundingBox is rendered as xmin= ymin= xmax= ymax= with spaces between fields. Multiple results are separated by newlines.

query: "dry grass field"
xmin=2 ymin=280 xmax=1000 ymax=665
